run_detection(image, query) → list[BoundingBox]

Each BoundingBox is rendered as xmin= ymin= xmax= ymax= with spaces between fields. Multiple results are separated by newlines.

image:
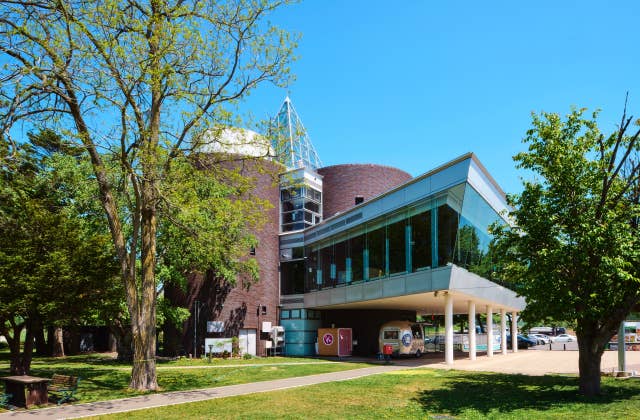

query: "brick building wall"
xmin=163 ymin=158 xmax=281 ymax=357
xmin=317 ymin=164 xmax=412 ymax=219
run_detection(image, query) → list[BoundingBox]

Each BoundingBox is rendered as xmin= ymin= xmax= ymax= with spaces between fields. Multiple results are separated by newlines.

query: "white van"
xmin=379 ymin=321 xmax=424 ymax=357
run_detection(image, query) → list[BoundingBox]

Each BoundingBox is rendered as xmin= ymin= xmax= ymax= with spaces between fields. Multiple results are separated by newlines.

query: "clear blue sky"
xmin=244 ymin=1 xmax=640 ymax=195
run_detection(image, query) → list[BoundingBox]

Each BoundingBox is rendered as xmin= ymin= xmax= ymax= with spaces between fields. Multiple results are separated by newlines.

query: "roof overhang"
xmin=304 ymin=265 xmax=525 ymax=314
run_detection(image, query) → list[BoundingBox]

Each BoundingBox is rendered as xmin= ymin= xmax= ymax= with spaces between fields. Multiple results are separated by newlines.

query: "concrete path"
xmin=420 ymin=349 xmax=640 ymax=376
xmin=0 ymin=364 xmax=411 ymax=420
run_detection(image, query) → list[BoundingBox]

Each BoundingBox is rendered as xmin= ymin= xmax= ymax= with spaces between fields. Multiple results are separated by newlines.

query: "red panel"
xmin=338 ymin=328 xmax=352 ymax=357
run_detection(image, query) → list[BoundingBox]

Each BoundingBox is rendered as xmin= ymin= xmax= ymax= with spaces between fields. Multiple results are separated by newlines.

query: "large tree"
xmin=492 ymin=105 xmax=640 ymax=396
xmin=0 ymin=1 xmax=294 ymax=390
xmin=0 ymin=133 xmax=120 ymax=374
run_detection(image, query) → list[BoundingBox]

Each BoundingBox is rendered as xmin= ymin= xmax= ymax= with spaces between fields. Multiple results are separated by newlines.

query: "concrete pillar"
xmin=445 ymin=292 xmax=454 ymax=365
xmin=468 ymin=301 xmax=476 ymax=361
xmin=511 ymin=311 xmax=518 ymax=353
xmin=500 ymin=308 xmax=508 ymax=355
xmin=486 ymin=305 xmax=493 ymax=357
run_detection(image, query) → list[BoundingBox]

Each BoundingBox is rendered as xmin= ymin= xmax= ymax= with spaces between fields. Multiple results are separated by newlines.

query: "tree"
xmin=0 ymin=133 xmax=121 ymax=374
xmin=492 ymin=105 xmax=640 ymax=396
xmin=0 ymin=1 xmax=294 ymax=390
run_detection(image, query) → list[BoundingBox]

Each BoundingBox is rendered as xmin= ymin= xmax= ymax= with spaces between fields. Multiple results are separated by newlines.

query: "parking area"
xmin=408 ymin=348 xmax=640 ymax=376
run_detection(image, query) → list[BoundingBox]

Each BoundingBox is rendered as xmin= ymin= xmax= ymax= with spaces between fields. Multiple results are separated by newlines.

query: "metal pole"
xmin=618 ymin=321 xmax=626 ymax=373
xmin=193 ymin=300 xmax=199 ymax=358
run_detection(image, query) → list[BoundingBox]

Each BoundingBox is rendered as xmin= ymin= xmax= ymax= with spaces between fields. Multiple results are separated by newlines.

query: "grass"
xmin=0 ymin=350 xmax=372 ymax=408
xmin=89 ymin=369 xmax=640 ymax=419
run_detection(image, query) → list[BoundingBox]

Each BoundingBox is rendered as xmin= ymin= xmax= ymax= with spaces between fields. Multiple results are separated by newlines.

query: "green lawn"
xmin=90 ymin=369 xmax=640 ymax=419
xmin=0 ymin=351 xmax=372 ymax=408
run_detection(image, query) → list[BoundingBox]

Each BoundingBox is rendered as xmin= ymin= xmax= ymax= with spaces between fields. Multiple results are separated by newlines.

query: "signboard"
xmin=207 ymin=321 xmax=224 ymax=333
xmin=204 ymin=338 xmax=232 ymax=353
xmin=610 ymin=322 xmax=640 ymax=351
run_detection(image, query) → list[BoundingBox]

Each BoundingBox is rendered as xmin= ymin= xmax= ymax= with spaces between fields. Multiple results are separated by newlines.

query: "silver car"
xmin=552 ymin=334 xmax=577 ymax=343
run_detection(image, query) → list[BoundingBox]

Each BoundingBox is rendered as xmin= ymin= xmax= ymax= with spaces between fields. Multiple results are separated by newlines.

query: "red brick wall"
xmin=164 ymin=158 xmax=281 ymax=357
xmin=317 ymin=164 xmax=412 ymax=219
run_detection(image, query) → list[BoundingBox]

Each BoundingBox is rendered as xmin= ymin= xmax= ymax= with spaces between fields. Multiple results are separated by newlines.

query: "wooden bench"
xmin=48 ymin=375 xmax=79 ymax=405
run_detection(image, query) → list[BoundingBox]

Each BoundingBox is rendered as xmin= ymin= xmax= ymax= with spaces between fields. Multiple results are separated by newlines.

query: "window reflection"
xmin=387 ymin=218 xmax=406 ymax=275
xmin=367 ymin=226 xmax=385 ymax=279
xmin=437 ymin=205 xmax=459 ymax=267
xmin=302 ymin=183 xmax=506 ymax=292
xmin=411 ymin=210 xmax=431 ymax=271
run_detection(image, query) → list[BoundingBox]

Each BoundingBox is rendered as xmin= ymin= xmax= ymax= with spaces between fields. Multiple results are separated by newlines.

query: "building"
xmin=167 ymin=97 xmax=525 ymax=364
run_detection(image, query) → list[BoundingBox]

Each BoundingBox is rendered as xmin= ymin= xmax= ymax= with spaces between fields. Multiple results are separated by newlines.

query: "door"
xmin=239 ymin=329 xmax=257 ymax=356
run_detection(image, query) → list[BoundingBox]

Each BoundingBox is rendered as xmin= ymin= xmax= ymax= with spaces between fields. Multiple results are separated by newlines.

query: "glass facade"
xmin=303 ymin=182 xmax=505 ymax=291
xmin=281 ymin=185 xmax=322 ymax=232
xmin=280 ymin=246 xmax=305 ymax=295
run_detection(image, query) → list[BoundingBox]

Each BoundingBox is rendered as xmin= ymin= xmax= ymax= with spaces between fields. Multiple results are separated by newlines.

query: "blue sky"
xmin=244 ymin=1 xmax=640 ymax=195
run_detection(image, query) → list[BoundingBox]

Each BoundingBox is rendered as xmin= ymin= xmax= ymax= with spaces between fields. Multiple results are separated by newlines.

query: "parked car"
xmin=551 ymin=334 xmax=577 ymax=343
xmin=529 ymin=333 xmax=551 ymax=344
xmin=507 ymin=334 xmax=536 ymax=349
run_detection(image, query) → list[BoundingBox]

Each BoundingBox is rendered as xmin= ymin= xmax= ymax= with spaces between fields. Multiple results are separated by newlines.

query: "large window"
xmin=411 ymin=210 xmax=431 ymax=271
xmin=302 ymin=183 xmax=506 ymax=292
xmin=367 ymin=226 xmax=386 ymax=279
xmin=437 ymin=205 xmax=459 ymax=267
xmin=334 ymin=240 xmax=347 ymax=285
xmin=349 ymin=234 xmax=364 ymax=282
xmin=280 ymin=260 xmax=305 ymax=295
xmin=319 ymin=245 xmax=333 ymax=287
xmin=281 ymin=184 xmax=322 ymax=232
xmin=387 ymin=218 xmax=406 ymax=275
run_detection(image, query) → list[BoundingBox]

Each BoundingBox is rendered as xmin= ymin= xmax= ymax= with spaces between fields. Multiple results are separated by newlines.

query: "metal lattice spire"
xmin=269 ymin=96 xmax=322 ymax=170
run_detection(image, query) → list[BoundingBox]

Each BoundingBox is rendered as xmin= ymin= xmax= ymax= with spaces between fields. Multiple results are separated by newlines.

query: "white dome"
xmin=200 ymin=127 xmax=274 ymax=158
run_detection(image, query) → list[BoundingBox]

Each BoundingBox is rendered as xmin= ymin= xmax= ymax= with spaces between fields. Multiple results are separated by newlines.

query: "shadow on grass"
xmin=413 ymin=373 xmax=639 ymax=416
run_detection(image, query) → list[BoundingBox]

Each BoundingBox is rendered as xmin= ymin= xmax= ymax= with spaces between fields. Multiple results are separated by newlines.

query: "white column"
xmin=468 ymin=301 xmax=476 ymax=361
xmin=486 ymin=305 xmax=493 ymax=357
xmin=445 ymin=292 xmax=454 ymax=365
xmin=500 ymin=308 xmax=508 ymax=355
xmin=511 ymin=311 xmax=518 ymax=353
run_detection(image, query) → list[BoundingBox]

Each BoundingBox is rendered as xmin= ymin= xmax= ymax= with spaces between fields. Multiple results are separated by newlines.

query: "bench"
xmin=48 ymin=375 xmax=79 ymax=405
xmin=0 ymin=393 xmax=12 ymax=409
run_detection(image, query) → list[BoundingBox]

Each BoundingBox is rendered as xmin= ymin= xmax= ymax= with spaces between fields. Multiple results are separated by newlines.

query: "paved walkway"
xmin=2 ymin=350 xmax=639 ymax=419
xmin=0 ymin=363 xmax=412 ymax=420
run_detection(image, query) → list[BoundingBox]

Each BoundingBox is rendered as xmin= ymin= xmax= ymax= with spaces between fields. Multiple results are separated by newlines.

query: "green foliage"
xmin=491 ymin=106 xmax=640 ymax=394
xmin=156 ymin=297 xmax=190 ymax=330
xmin=0 ymin=0 xmax=296 ymax=389
xmin=0 ymin=132 xmax=122 ymax=372
xmin=492 ymin=108 xmax=640 ymax=328
xmin=156 ymin=155 xmax=270 ymax=291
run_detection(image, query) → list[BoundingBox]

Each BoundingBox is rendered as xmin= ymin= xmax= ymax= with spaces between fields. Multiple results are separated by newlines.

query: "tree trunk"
xmin=108 ymin=331 xmax=117 ymax=353
xmin=52 ymin=327 xmax=65 ymax=357
xmin=8 ymin=324 xmax=34 ymax=375
xmin=111 ymin=322 xmax=133 ymax=362
xmin=129 ymin=180 xmax=158 ymax=390
xmin=33 ymin=318 xmax=48 ymax=356
xmin=63 ymin=325 xmax=81 ymax=355
xmin=577 ymin=330 xmax=605 ymax=396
